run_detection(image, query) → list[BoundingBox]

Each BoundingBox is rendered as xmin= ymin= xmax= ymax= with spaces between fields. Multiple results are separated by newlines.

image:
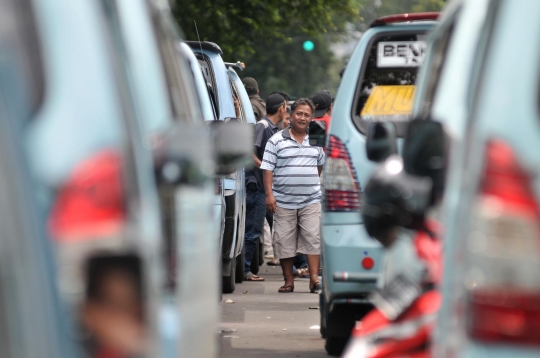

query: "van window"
xmin=352 ymin=32 xmax=428 ymax=134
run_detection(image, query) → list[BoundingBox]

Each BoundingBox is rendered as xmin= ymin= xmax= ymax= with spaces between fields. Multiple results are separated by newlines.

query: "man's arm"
xmin=253 ymin=153 xmax=262 ymax=168
xmin=263 ymin=170 xmax=277 ymax=214
xmin=318 ymin=165 xmax=323 ymax=176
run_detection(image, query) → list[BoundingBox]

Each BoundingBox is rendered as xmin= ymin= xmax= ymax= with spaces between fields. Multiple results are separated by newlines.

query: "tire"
xmin=325 ymin=304 xmax=372 ymax=356
xmin=222 ymin=256 xmax=236 ymax=294
xmin=250 ymin=239 xmax=260 ymax=275
xmin=258 ymin=237 xmax=264 ymax=266
xmin=325 ymin=336 xmax=349 ymax=357
xmin=235 ymin=245 xmax=245 ymax=283
xmin=319 ymin=293 xmax=327 ymax=338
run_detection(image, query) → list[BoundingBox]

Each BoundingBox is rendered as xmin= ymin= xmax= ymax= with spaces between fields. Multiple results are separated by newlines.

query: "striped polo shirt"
xmin=261 ymin=127 xmax=325 ymax=209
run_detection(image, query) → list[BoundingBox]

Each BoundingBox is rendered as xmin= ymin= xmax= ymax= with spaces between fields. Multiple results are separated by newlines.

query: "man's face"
xmin=291 ymin=104 xmax=313 ymax=132
xmin=277 ymin=102 xmax=287 ymax=120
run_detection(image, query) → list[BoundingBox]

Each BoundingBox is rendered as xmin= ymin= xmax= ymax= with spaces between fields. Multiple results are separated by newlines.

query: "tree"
xmin=172 ymin=0 xmax=361 ymax=59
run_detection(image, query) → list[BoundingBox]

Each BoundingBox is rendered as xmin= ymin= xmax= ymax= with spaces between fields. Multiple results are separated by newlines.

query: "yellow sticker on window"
xmin=361 ymin=85 xmax=416 ymax=117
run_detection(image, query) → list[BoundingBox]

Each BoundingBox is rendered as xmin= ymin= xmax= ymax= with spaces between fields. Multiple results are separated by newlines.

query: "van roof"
xmin=371 ymin=12 xmax=439 ymax=27
xmin=185 ymin=41 xmax=223 ymax=55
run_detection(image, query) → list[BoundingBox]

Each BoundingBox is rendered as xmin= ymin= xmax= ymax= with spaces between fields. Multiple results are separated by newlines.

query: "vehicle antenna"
xmin=194 ymin=20 xmax=204 ymax=54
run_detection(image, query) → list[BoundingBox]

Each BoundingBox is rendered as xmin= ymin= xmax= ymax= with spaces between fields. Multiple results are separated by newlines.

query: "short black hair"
xmin=85 ymin=253 xmax=143 ymax=303
xmin=291 ymin=98 xmax=315 ymax=116
xmin=272 ymin=91 xmax=290 ymax=102
xmin=267 ymin=101 xmax=286 ymax=115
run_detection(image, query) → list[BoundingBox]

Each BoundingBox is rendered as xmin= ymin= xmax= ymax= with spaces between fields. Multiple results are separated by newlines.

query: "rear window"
xmin=353 ymin=31 xmax=428 ymax=134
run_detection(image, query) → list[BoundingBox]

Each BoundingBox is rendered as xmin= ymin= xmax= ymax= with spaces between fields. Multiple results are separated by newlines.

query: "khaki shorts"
xmin=273 ymin=202 xmax=321 ymax=259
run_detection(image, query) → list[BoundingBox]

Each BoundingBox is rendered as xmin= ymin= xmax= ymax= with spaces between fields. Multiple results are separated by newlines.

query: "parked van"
xmin=412 ymin=0 xmax=540 ymax=356
xmin=186 ymin=41 xmax=257 ymax=294
xmin=316 ymin=13 xmax=438 ymax=355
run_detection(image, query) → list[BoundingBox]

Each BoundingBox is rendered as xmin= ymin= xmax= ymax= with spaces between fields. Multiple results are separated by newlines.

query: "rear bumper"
xmin=321 ymin=223 xmax=384 ymax=303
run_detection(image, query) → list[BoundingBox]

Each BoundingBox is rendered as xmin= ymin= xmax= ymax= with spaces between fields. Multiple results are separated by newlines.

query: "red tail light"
xmin=467 ymin=140 xmax=540 ymax=346
xmin=48 ymin=150 xmax=126 ymax=241
xmin=324 ymin=135 xmax=361 ymax=211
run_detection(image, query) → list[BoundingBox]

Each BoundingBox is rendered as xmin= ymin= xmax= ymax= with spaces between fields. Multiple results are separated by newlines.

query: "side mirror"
xmin=210 ymin=118 xmax=253 ymax=175
xmin=402 ymin=119 xmax=448 ymax=203
xmin=366 ymin=122 xmax=397 ymax=162
xmin=362 ymin=156 xmax=433 ymax=245
xmin=156 ymin=125 xmax=213 ymax=186
xmin=308 ymin=121 xmax=326 ymax=147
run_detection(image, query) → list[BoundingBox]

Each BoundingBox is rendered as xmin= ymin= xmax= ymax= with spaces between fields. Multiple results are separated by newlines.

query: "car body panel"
xmin=323 ymin=22 xmax=436 ymax=306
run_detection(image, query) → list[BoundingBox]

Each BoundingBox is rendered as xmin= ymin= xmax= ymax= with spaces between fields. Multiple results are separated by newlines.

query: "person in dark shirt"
xmin=243 ymin=77 xmax=266 ymax=122
xmin=243 ymin=93 xmax=287 ymax=281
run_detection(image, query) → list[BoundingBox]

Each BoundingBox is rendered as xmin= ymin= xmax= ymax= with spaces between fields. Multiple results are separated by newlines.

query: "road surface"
xmin=219 ymin=266 xmax=329 ymax=357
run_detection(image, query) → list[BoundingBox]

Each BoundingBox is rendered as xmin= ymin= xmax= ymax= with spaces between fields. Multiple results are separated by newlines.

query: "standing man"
xmin=310 ymin=90 xmax=332 ymax=132
xmin=243 ymin=77 xmax=266 ymax=122
xmin=261 ymin=99 xmax=325 ymax=293
xmin=244 ymin=93 xmax=288 ymax=281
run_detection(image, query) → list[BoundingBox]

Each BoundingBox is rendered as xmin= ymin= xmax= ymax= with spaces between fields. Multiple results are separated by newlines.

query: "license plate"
xmin=377 ymin=41 xmax=426 ymax=68
xmin=370 ymin=274 xmax=422 ymax=320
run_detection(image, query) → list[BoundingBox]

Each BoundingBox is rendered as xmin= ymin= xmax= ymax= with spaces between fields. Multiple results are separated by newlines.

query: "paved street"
xmin=219 ymin=266 xmax=328 ymax=357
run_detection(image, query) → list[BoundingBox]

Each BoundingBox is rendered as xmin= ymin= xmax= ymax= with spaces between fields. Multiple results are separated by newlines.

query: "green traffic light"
xmin=303 ymin=40 xmax=314 ymax=51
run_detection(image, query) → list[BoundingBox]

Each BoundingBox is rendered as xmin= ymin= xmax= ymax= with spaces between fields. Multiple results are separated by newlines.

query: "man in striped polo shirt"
xmin=261 ymin=98 xmax=325 ymax=293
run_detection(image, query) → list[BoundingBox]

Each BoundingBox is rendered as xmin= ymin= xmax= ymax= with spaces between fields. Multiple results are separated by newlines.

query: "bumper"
xmin=322 ymin=223 xmax=384 ymax=303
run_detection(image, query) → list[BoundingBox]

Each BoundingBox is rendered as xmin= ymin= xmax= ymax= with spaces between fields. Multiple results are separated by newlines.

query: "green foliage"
xmin=172 ymin=0 xmax=447 ymax=99
xmin=172 ymin=0 xmax=360 ymax=59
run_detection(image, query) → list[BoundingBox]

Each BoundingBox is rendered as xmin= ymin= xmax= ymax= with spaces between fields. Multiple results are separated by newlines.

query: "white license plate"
xmin=377 ymin=41 xmax=426 ymax=68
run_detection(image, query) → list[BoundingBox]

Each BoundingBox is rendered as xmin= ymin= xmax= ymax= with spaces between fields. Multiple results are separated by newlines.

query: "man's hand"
xmin=265 ymin=194 xmax=277 ymax=214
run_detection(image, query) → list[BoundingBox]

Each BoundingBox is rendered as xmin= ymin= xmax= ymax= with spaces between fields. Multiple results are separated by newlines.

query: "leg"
xmin=279 ymin=257 xmax=295 ymax=291
xmin=306 ymin=254 xmax=320 ymax=289
xmin=296 ymin=203 xmax=322 ymax=291
xmin=244 ymin=190 xmax=266 ymax=278
xmin=272 ymin=206 xmax=298 ymax=291
xmin=262 ymin=218 xmax=273 ymax=259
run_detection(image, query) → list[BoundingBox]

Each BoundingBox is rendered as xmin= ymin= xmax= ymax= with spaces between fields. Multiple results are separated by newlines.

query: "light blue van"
xmin=318 ymin=15 xmax=437 ymax=355
xmin=186 ymin=41 xmax=257 ymax=294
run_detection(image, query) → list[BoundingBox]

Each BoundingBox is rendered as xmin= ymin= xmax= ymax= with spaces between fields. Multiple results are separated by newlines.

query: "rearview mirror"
xmin=308 ymin=121 xmax=326 ymax=147
xmin=402 ymin=119 xmax=448 ymax=203
xmin=210 ymin=118 xmax=253 ymax=175
xmin=366 ymin=122 xmax=397 ymax=162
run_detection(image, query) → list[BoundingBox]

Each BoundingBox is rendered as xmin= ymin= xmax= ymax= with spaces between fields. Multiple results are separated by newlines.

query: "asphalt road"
xmin=219 ymin=266 xmax=329 ymax=358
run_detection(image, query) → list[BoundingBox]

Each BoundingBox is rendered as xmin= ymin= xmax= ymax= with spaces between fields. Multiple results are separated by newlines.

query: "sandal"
xmin=294 ymin=268 xmax=309 ymax=278
xmin=266 ymin=258 xmax=280 ymax=266
xmin=278 ymin=285 xmax=294 ymax=293
xmin=245 ymin=272 xmax=265 ymax=281
xmin=309 ymin=282 xmax=320 ymax=294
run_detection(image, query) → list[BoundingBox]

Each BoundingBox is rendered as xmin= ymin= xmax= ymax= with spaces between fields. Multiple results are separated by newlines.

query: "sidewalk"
xmin=219 ymin=267 xmax=328 ymax=357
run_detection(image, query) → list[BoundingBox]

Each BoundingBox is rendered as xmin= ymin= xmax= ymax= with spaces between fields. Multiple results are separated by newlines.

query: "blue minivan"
xmin=317 ymin=13 xmax=438 ymax=355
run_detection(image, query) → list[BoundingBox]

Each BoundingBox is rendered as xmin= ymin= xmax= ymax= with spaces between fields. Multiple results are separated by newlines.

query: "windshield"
xmin=354 ymin=31 xmax=428 ymax=133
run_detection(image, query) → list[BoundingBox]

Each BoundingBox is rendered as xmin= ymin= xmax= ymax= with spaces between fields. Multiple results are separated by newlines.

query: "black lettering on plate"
xmin=396 ymin=44 xmax=408 ymax=58
xmin=384 ymin=45 xmax=395 ymax=57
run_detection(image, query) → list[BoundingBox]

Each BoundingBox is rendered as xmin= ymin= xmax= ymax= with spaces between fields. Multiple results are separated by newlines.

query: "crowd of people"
xmin=241 ymin=77 xmax=332 ymax=293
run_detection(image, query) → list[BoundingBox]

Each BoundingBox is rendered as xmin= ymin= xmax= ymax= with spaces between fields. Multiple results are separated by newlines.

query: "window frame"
xmin=350 ymin=29 xmax=429 ymax=136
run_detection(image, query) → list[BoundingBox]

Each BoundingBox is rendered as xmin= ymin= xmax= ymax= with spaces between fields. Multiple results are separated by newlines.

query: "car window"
xmin=196 ymin=53 xmax=220 ymax=118
xmin=230 ymin=81 xmax=246 ymax=121
xmin=352 ymin=31 xmax=428 ymax=134
xmin=150 ymin=9 xmax=201 ymax=125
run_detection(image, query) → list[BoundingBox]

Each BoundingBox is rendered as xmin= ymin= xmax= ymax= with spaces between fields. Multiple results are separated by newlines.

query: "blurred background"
xmin=172 ymin=0 xmax=446 ymax=98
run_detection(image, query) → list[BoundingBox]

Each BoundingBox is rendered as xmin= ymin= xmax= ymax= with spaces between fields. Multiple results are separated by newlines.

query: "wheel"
xmin=325 ymin=336 xmax=349 ymax=356
xmin=319 ymin=293 xmax=327 ymax=338
xmin=324 ymin=304 xmax=372 ymax=356
xmin=250 ymin=239 xmax=260 ymax=275
xmin=258 ymin=237 xmax=264 ymax=266
xmin=235 ymin=245 xmax=245 ymax=283
xmin=222 ymin=256 xmax=236 ymax=294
